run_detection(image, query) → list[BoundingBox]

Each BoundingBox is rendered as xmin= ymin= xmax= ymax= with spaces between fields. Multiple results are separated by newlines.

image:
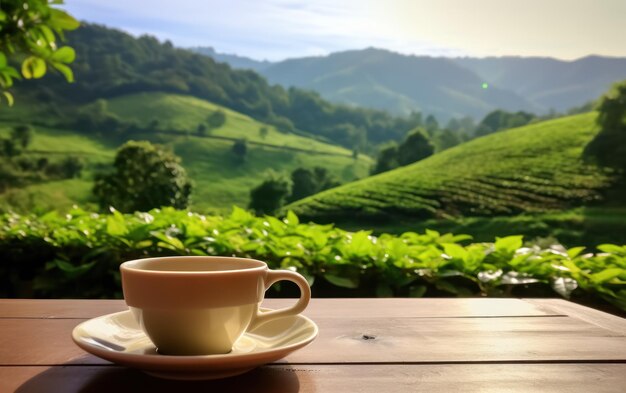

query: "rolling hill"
xmin=285 ymin=112 xmax=618 ymax=225
xmin=259 ymin=48 xmax=534 ymax=120
xmin=195 ymin=47 xmax=626 ymax=120
xmin=456 ymin=56 xmax=626 ymax=113
xmin=14 ymin=24 xmax=418 ymax=148
xmin=0 ymin=93 xmax=372 ymax=213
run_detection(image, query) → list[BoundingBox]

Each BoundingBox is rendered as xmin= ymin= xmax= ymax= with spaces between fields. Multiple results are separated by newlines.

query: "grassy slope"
xmin=287 ymin=113 xmax=618 ymax=223
xmin=0 ymin=93 xmax=372 ymax=213
xmin=106 ymin=92 xmax=349 ymax=155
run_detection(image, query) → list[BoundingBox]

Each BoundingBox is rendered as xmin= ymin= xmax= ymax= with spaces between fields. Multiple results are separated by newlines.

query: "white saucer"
xmin=72 ymin=308 xmax=318 ymax=380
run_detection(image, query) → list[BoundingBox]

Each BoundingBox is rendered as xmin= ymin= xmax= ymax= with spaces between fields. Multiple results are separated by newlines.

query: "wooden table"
xmin=1 ymin=298 xmax=625 ymax=392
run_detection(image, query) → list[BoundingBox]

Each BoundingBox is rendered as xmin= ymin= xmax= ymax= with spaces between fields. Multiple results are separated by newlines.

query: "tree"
xmin=93 ymin=141 xmax=192 ymax=212
xmin=288 ymin=168 xmax=317 ymax=203
xmin=259 ymin=126 xmax=268 ymax=139
xmin=0 ymin=0 xmax=80 ymax=105
xmin=475 ymin=110 xmax=535 ymax=137
xmin=11 ymin=125 xmax=33 ymax=149
xmin=232 ymin=139 xmax=247 ymax=162
xmin=397 ymin=128 xmax=435 ymax=166
xmin=249 ymin=172 xmax=291 ymax=215
xmin=372 ymin=143 xmax=399 ymax=175
xmin=286 ymin=167 xmax=341 ymax=203
xmin=425 ymin=115 xmax=439 ymax=132
xmin=584 ymin=80 xmax=626 ymax=168
xmin=432 ymin=128 xmax=462 ymax=152
xmin=207 ymin=109 xmax=226 ymax=129
xmin=1 ymin=139 xmax=19 ymax=157
xmin=197 ymin=123 xmax=208 ymax=135
xmin=313 ymin=167 xmax=340 ymax=191
xmin=60 ymin=156 xmax=84 ymax=178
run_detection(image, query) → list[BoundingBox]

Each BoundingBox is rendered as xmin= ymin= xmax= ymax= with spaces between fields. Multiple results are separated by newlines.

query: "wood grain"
xmin=527 ymin=299 xmax=626 ymax=335
xmin=0 ymin=298 xmax=556 ymax=319
xmin=1 ymin=299 xmax=624 ymax=392
xmin=1 ymin=314 xmax=624 ymax=365
xmin=4 ymin=364 xmax=626 ymax=393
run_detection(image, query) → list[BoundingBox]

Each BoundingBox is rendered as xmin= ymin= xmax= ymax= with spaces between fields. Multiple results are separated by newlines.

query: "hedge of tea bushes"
xmin=0 ymin=206 xmax=625 ymax=311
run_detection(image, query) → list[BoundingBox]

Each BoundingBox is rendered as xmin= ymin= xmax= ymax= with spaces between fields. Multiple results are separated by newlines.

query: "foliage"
xmin=475 ymin=110 xmax=536 ymax=137
xmin=196 ymin=123 xmax=208 ymax=135
xmin=207 ymin=109 xmax=226 ymax=129
xmin=10 ymin=125 xmax=33 ymax=149
xmin=231 ymin=138 xmax=247 ymax=161
xmin=371 ymin=143 xmax=399 ymax=175
xmin=13 ymin=23 xmax=420 ymax=148
xmin=59 ymin=156 xmax=83 ymax=178
xmin=397 ymin=128 xmax=434 ymax=166
xmin=249 ymin=172 xmax=291 ymax=215
xmin=0 ymin=207 xmax=624 ymax=312
xmin=431 ymin=128 xmax=463 ymax=152
xmin=287 ymin=167 xmax=340 ymax=203
xmin=0 ymin=116 xmax=372 ymax=213
xmin=287 ymin=113 xmax=618 ymax=223
xmin=0 ymin=0 xmax=79 ymax=105
xmin=372 ymin=128 xmax=434 ymax=174
xmin=584 ymin=80 xmax=626 ymax=168
xmin=259 ymin=126 xmax=268 ymax=139
xmin=93 ymin=141 xmax=192 ymax=213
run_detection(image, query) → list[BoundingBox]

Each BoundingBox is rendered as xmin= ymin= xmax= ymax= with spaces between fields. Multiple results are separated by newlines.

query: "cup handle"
xmin=248 ymin=270 xmax=311 ymax=330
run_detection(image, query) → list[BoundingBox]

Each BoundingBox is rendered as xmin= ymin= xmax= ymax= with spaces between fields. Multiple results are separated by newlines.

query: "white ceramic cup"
xmin=120 ymin=256 xmax=311 ymax=356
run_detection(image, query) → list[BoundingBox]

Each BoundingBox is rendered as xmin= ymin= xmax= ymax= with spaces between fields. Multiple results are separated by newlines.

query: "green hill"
xmin=106 ymin=92 xmax=348 ymax=154
xmin=286 ymin=113 xmax=619 ymax=223
xmin=14 ymin=23 xmax=420 ymax=148
xmin=0 ymin=93 xmax=372 ymax=213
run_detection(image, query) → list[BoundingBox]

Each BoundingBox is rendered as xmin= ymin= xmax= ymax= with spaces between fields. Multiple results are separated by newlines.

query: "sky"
xmin=65 ymin=0 xmax=626 ymax=61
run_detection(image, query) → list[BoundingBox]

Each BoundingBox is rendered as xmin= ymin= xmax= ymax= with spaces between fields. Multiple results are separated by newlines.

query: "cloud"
xmin=65 ymin=0 xmax=626 ymax=60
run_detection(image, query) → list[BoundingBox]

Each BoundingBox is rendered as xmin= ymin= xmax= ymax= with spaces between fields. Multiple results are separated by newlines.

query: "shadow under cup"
xmin=120 ymin=256 xmax=273 ymax=356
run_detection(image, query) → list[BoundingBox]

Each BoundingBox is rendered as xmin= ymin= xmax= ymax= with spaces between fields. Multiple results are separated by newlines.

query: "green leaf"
xmin=591 ymin=268 xmax=624 ymax=284
xmin=425 ymin=229 xmax=440 ymax=238
xmin=38 ymin=25 xmax=56 ymax=44
xmin=151 ymin=231 xmax=185 ymax=251
xmin=3 ymin=92 xmax=13 ymax=107
xmin=50 ymin=47 xmax=76 ymax=63
xmin=285 ymin=210 xmax=299 ymax=226
xmin=22 ymin=57 xmax=47 ymax=79
xmin=49 ymin=9 xmax=80 ymax=30
xmin=0 ymin=53 xmax=6 ymax=68
xmin=3 ymin=67 xmax=21 ymax=79
xmin=443 ymin=243 xmax=467 ymax=260
xmin=597 ymin=244 xmax=626 ymax=255
xmin=50 ymin=62 xmax=74 ymax=82
xmin=567 ymin=246 xmax=586 ymax=259
xmin=495 ymin=235 xmax=523 ymax=253
xmin=106 ymin=212 xmax=128 ymax=236
xmin=562 ymin=259 xmax=581 ymax=274
xmin=324 ymin=273 xmax=359 ymax=289
xmin=54 ymin=259 xmax=96 ymax=278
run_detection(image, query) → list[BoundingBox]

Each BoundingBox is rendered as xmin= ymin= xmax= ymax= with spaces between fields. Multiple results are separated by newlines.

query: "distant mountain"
xmin=197 ymin=48 xmax=626 ymax=120
xmin=455 ymin=55 xmax=626 ymax=113
xmin=16 ymin=24 xmax=420 ymax=148
xmin=189 ymin=47 xmax=272 ymax=73
xmin=260 ymin=48 xmax=535 ymax=120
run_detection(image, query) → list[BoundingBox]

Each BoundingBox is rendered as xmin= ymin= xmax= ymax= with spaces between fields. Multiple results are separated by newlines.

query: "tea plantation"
xmin=0 ymin=93 xmax=372 ymax=212
xmin=1 ymin=207 xmax=624 ymax=313
xmin=286 ymin=113 xmax=618 ymax=222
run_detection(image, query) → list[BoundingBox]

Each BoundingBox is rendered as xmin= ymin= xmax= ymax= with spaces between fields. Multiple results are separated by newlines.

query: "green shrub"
xmin=0 ymin=207 xmax=624 ymax=311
